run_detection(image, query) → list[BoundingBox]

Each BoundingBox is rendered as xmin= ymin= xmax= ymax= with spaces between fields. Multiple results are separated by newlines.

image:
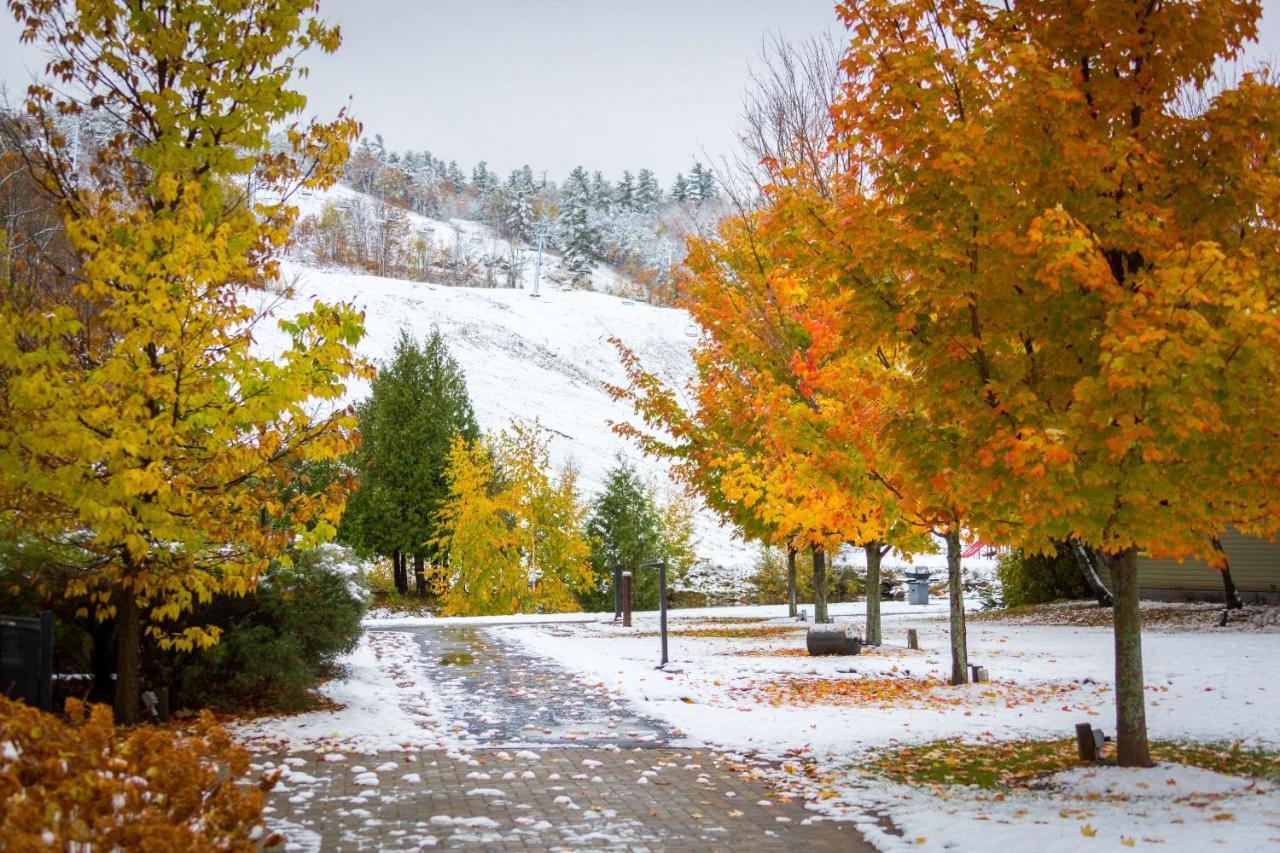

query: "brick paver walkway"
xmin=258 ymin=625 xmax=876 ymax=850
xmin=261 ymin=747 xmax=865 ymax=850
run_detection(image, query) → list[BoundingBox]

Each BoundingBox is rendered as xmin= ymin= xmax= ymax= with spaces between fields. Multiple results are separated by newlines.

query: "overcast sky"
xmin=2 ymin=0 xmax=1277 ymax=183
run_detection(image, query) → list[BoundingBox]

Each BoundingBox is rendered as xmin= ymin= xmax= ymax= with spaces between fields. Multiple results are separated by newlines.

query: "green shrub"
xmin=175 ymin=545 xmax=366 ymax=712
xmin=996 ymin=546 xmax=1090 ymax=607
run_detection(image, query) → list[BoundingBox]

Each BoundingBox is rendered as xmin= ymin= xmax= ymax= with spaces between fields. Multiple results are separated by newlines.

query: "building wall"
xmin=1134 ymin=529 xmax=1280 ymax=604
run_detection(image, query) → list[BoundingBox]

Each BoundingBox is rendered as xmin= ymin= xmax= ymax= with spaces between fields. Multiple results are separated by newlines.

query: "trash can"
xmin=905 ymin=571 xmax=932 ymax=605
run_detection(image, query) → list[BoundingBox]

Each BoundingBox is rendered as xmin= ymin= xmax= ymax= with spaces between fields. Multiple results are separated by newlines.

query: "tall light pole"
xmin=641 ymin=560 xmax=669 ymax=667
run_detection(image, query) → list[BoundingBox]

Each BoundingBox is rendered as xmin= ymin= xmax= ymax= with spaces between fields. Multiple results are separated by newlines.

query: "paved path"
xmin=260 ymin=625 xmax=874 ymax=851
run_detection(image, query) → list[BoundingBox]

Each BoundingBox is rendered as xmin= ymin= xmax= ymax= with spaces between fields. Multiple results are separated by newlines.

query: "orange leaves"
xmin=735 ymin=674 xmax=1082 ymax=711
xmin=0 ymin=696 xmax=272 ymax=848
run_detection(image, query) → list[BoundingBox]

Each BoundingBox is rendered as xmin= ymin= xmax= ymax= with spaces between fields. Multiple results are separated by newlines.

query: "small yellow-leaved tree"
xmin=435 ymin=422 xmax=593 ymax=616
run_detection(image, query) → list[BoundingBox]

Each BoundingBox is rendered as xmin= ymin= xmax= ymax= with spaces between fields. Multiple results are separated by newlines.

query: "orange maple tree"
xmin=770 ymin=0 xmax=1280 ymax=766
xmin=610 ymin=210 xmax=921 ymax=629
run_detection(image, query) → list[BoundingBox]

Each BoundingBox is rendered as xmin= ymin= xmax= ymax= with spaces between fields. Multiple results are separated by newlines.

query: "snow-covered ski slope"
xmin=260 ymin=254 xmax=746 ymax=579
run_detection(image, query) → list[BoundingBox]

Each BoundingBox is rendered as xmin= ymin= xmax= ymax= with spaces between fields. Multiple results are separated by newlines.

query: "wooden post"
xmin=907 ymin=628 xmax=919 ymax=650
xmin=621 ymin=572 xmax=632 ymax=628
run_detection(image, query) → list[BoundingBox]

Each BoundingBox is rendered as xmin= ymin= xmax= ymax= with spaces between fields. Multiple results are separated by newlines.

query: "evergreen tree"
xmin=635 ymin=168 xmax=662 ymax=212
xmin=589 ymin=170 xmax=612 ymax=212
xmin=503 ymin=165 xmax=536 ymax=241
xmin=471 ymin=160 xmax=495 ymax=195
xmin=342 ymin=330 xmax=479 ymax=597
xmin=688 ymin=161 xmax=717 ymax=202
xmin=670 ymin=172 xmax=690 ymax=203
xmin=556 ymin=166 xmax=598 ymax=288
xmin=581 ymin=459 xmax=663 ymax=611
xmin=615 ymin=170 xmax=636 ymax=210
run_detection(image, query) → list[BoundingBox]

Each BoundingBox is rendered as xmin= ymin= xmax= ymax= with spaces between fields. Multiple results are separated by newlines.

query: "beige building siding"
xmin=1130 ymin=529 xmax=1280 ymax=604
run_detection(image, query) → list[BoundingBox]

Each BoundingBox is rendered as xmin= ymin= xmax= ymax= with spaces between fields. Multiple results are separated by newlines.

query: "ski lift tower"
xmin=530 ymin=222 xmax=549 ymax=298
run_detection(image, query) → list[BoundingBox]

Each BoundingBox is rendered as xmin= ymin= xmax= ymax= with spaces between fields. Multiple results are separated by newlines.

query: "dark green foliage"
xmin=996 ymin=546 xmax=1091 ymax=607
xmin=580 ymin=459 xmax=662 ymax=611
xmin=175 ymin=547 xmax=365 ymax=712
xmin=341 ymin=329 xmax=478 ymax=583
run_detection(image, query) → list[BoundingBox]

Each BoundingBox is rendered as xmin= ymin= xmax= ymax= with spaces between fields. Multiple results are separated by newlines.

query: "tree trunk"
xmin=1211 ymin=537 xmax=1243 ymax=610
xmin=88 ymin=617 xmax=117 ymax=705
xmin=812 ymin=547 xmax=828 ymax=624
xmin=414 ymin=552 xmax=427 ymax=598
xmin=946 ymin=527 xmax=968 ymax=685
xmin=786 ymin=547 xmax=797 ymax=618
xmin=1068 ymin=537 xmax=1114 ymax=607
xmin=114 ymin=588 xmax=141 ymax=726
xmin=1111 ymin=546 xmax=1153 ymax=767
xmin=393 ymin=550 xmax=408 ymax=595
xmin=865 ymin=541 xmax=883 ymax=646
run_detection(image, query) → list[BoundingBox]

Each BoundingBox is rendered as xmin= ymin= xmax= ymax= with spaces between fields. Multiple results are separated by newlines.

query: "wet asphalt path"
xmin=399 ymin=624 xmax=672 ymax=750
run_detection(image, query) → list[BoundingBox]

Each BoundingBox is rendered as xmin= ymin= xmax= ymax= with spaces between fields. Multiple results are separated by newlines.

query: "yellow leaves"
xmin=0 ymin=1 xmax=365 ymax=651
xmin=1080 ymin=823 xmax=1097 ymax=837
xmin=1120 ymin=838 xmax=1136 ymax=847
xmin=435 ymin=423 xmax=593 ymax=616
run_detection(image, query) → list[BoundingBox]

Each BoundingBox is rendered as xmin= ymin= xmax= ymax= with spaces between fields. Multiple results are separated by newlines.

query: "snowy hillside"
xmin=257 ymin=253 xmax=751 ymax=584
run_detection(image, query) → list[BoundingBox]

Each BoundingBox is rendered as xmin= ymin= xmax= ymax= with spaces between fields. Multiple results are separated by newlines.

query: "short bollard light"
xmin=640 ymin=560 xmax=669 ymax=668
xmin=612 ymin=563 xmax=623 ymax=621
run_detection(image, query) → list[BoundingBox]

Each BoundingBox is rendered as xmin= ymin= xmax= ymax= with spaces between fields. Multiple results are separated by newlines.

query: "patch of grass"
xmin=367 ymin=591 xmax=436 ymax=615
xmin=869 ymin=737 xmax=1280 ymax=789
xmin=1152 ymin=741 xmax=1280 ymax=783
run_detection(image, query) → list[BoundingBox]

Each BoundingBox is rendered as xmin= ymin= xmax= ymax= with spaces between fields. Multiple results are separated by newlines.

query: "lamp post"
xmin=612 ymin=564 xmax=622 ymax=621
xmin=641 ymin=560 xmax=669 ymax=667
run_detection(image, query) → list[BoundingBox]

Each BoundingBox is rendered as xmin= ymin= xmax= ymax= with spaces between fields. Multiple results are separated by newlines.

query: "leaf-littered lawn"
xmin=868 ymin=737 xmax=1280 ymax=789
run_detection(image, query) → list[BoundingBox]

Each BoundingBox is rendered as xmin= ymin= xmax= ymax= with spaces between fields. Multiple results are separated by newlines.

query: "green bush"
xmin=175 ymin=545 xmax=366 ymax=712
xmin=996 ymin=546 xmax=1090 ymax=607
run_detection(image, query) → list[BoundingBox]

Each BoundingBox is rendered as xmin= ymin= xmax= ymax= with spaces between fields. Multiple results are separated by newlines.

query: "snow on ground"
xmin=232 ymin=631 xmax=454 ymax=755
xmin=498 ymin=601 xmax=1280 ymax=850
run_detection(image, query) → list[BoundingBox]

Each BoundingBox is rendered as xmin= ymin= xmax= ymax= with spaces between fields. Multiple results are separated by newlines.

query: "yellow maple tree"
xmin=0 ymin=0 xmax=365 ymax=723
